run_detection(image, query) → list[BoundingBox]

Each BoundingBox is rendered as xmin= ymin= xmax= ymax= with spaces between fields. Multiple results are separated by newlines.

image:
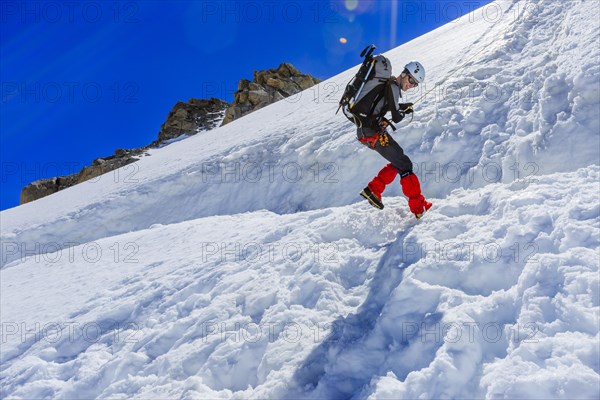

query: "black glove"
xmin=398 ymin=102 xmax=414 ymax=114
xmin=392 ymin=112 xmax=404 ymax=123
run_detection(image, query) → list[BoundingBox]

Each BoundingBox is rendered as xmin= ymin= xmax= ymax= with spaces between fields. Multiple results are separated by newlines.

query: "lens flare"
xmin=345 ymin=0 xmax=359 ymax=11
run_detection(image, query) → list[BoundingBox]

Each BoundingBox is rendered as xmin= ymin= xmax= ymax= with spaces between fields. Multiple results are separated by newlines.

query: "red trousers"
xmin=368 ymin=163 xmax=429 ymax=214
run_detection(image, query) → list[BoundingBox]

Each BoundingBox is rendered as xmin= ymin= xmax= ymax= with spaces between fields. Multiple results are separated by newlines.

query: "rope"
xmin=412 ymin=37 xmax=497 ymax=106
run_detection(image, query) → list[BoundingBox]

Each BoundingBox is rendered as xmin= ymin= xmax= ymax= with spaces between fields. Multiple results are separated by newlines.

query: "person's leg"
xmin=357 ymin=128 xmax=403 ymax=208
xmin=366 ymin=134 xmax=413 ymax=201
xmin=400 ymin=172 xmax=432 ymax=216
xmin=372 ymin=134 xmax=413 ymax=173
xmin=371 ymin=134 xmax=431 ymax=215
xmin=367 ymin=163 xmax=397 ymax=198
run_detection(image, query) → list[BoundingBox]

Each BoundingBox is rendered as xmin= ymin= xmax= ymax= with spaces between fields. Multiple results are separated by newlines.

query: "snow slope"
xmin=1 ymin=0 xmax=599 ymax=398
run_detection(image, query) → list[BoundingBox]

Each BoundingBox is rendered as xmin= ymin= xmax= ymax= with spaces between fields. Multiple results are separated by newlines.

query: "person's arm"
xmin=385 ymin=80 xmax=404 ymax=123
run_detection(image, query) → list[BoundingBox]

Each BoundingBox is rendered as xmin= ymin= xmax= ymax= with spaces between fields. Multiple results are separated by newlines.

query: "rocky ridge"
xmin=222 ymin=63 xmax=321 ymax=125
xmin=20 ymin=64 xmax=320 ymax=205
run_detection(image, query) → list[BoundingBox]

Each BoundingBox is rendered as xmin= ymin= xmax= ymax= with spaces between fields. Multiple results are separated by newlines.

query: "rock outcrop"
xmin=157 ymin=98 xmax=229 ymax=143
xmin=222 ymin=63 xmax=321 ymax=125
xmin=20 ymin=63 xmax=320 ymax=205
xmin=20 ymin=148 xmax=144 ymax=204
xmin=20 ymin=98 xmax=227 ymax=205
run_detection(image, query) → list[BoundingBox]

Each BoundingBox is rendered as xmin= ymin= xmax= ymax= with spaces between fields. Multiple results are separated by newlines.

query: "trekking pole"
xmin=349 ymin=59 xmax=376 ymax=108
xmin=336 ymin=45 xmax=377 ymax=115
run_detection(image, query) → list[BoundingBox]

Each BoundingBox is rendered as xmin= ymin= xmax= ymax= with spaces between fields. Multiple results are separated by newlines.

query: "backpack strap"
xmin=348 ymin=81 xmax=387 ymax=129
xmin=385 ymin=78 xmax=404 ymax=123
xmin=346 ymin=78 xmax=403 ymax=130
xmin=366 ymin=80 xmax=388 ymax=120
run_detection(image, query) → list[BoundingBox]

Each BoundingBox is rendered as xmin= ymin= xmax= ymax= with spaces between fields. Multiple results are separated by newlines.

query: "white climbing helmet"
xmin=404 ymin=61 xmax=425 ymax=83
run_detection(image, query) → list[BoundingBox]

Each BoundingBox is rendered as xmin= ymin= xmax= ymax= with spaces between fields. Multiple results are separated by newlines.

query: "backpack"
xmin=338 ymin=45 xmax=396 ymax=129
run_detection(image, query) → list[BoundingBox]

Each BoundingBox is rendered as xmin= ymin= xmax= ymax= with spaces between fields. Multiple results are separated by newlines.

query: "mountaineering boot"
xmin=414 ymin=200 xmax=433 ymax=219
xmin=360 ymin=186 xmax=384 ymax=210
xmin=400 ymin=172 xmax=432 ymax=219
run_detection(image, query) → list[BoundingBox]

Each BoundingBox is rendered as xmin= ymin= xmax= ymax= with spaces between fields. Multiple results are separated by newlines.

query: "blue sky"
xmin=1 ymin=0 xmax=494 ymax=210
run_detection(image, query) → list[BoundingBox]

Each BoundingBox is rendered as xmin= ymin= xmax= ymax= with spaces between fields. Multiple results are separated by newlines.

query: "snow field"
xmin=3 ymin=1 xmax=599 ymax=269
xmin=1 ymin=202 xmax=409 ymax=398
xmin=1 ymin=0 xmax=599 ymax=398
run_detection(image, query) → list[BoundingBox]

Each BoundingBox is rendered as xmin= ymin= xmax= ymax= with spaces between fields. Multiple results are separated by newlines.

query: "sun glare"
xmin=344 ymin=0 xmax=359 ymax=11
